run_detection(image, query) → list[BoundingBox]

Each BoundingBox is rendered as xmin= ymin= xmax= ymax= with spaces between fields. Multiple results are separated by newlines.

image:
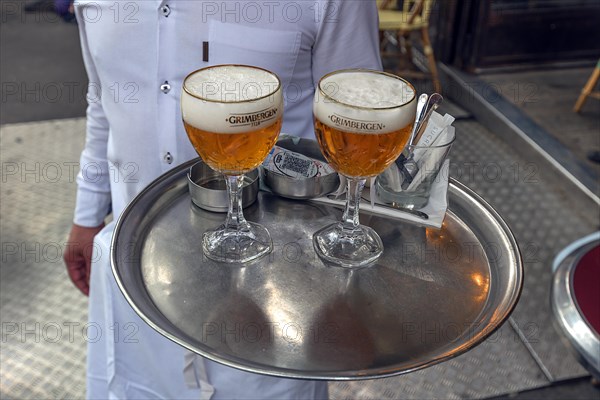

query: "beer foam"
xmin=314 ymin=71 xmax=416 ymax=134
xmin=182 ymin=65 xmax=283 ymax=134
xmin=185 ymin=65 xmax=279 ymax=102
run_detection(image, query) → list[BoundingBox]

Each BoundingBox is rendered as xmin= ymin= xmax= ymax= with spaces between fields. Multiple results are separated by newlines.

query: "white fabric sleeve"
xmin=73 ymin=6 xmax=112 ymax=227
xmin=312 ymin=0 xmax=383 ymax=87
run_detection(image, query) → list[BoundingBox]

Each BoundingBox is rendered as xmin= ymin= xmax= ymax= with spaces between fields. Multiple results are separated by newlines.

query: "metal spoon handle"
xmin=392 ymin=92 xmax=444 ymax=187
xmin=413 ymin=93 xmax=443 ymax=145
xmin=408 ymin=94 xmax=429 ymax=145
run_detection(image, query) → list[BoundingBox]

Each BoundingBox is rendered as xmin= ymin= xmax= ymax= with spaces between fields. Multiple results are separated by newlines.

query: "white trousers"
xmin=87 ymin=222 xmax=328 ymax=400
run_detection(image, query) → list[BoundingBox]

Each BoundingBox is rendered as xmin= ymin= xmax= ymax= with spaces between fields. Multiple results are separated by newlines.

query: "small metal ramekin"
xmin=188 ymin=160 xmax=259 ymax=212
xmin=262 ymin=137 xmax=339 ymax=199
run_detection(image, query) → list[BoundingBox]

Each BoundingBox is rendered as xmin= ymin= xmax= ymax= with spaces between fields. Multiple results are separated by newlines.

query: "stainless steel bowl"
xmin=187 ymin=160 xmax=259 ymax=212
xmin=262 ymin=137 xmax=339 ymax=199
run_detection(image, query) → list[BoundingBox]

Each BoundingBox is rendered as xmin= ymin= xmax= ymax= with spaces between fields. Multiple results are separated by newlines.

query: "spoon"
xmin=412 ymin=93 xmax=443 ymax=145
xmin=324 ymin=193 xmax=429 ymax=219
xmin=408 ymin=93 xmax=429 ymax=145
xmin=390 ymin=92 xmax=444 ymax=190
xmin=359 ymin=191 xmax=429 ymax=220
xmin=394 ymin=93 xmax=428 ymax=167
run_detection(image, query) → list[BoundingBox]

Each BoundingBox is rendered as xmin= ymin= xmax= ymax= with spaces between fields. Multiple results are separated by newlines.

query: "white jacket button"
xmin=160 ymin=81 xmax=171 ymax=94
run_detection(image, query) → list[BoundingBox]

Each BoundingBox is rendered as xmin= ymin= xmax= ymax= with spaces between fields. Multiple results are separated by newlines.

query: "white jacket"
xmin=74 ymin=1 xmax=381 ymax=398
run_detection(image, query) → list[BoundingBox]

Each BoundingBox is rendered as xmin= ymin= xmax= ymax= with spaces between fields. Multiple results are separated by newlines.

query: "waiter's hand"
xmin=64 ymin=223 xmax=105 ymax=296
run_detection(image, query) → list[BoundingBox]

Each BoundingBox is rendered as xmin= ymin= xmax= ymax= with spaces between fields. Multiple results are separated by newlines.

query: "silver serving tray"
xmin=111 ymin=158 xmax=523 ymax=380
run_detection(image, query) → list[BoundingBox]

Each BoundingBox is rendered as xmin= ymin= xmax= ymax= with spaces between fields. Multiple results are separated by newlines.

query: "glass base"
xmin=375 ymin=176 xmax=431 ymax=210
xmin=313 ymin=223 xmax=383 ymax=268
xmin=202 ymin=222 xmax=273 ymax=263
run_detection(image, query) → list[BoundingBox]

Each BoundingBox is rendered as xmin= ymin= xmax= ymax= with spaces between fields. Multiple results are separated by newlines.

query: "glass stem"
xmin=341 ymin=177 xmax=366 ymax=233
xmin=224 ymin=175 xmax=248 ymax=231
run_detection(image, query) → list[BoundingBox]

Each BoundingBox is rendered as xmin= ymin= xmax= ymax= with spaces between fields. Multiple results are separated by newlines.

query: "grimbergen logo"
xmin=329 ymin=114 xmax=385 ymax=131
xmin=227 ymin=107 xmax=278 ymax=127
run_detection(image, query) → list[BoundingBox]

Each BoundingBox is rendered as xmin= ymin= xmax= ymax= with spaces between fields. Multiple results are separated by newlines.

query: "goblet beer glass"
xmin=181 ymin=65 xmax=282 ymax=263
xmin=313 ymin=69 xmax=416 ymax=267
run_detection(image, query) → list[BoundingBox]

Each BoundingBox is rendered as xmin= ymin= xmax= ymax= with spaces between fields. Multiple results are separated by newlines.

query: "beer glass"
xmin=182 ymin=65 xmax=282 ymax=263
xmin=313 ymin=69 xmax=416 ymax=267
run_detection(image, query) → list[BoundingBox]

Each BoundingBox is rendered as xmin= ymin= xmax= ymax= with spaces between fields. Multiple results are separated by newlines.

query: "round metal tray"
xmin=111 ymin=158 xmax=523 ymax=380
xmin=551 ymin=236 xmax=600 ymax=379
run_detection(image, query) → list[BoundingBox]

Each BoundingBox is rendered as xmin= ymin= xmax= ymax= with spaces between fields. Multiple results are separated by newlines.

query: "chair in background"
xmin=573 ymin=60 xmax=600 ymax=113
xmin=377 ymin=0 xmax=442 ymax=93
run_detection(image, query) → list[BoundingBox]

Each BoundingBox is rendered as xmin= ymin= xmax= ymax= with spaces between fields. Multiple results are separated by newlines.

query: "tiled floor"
xmin=1 ymin=119 xmax=88 ymax=399
xmin=481 ymin=68 xmax=600 ymax=178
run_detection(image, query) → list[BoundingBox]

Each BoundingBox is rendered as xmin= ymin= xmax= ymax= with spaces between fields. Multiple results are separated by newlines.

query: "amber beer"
xmin=181 ymin=65 xmax=283 ymax=174
xmin=314 ymin=70 xmax=416 ymax=178
xmin=184 ymin=119 xmax=282 ymax=174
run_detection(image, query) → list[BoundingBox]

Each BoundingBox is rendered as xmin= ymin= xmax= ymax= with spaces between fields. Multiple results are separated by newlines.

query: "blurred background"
xmin=1 ymin=0 xmax=599 ymax=399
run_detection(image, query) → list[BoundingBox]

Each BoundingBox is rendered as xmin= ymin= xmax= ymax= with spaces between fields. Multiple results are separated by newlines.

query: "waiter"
xmin=63 ymin=1 xmax=382 ymax=398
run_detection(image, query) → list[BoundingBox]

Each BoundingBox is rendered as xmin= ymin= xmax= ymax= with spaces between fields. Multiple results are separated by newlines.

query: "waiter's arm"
xmin=64 ymin=4 xmax=112 ymax=296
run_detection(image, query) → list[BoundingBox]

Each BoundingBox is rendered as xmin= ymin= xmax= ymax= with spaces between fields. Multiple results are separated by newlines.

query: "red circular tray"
xmin=573 ymin=245 xmax=600 ymax=336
